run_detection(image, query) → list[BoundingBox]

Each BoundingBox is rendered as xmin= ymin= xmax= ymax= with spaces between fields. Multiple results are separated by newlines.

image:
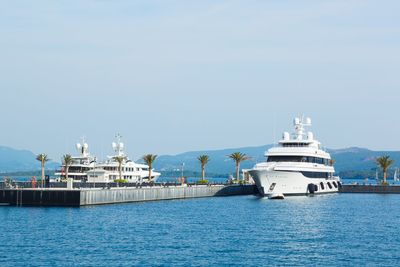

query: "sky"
xmin=0 ymin=0 xmax=400 ymax=161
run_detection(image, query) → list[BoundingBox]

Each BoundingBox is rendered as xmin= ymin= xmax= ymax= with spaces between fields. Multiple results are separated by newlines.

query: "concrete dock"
xmin=0 ymin=184 xmax=258 ymax=207
xmin=4 ymin=183 xmax=400 ymax=207
xmin=340 ymin=184 xmax=400 ymax=194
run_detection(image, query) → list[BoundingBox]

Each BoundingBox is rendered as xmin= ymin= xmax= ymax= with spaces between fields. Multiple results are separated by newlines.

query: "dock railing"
xmin=0 ymin=181 xmax=236 ymax=190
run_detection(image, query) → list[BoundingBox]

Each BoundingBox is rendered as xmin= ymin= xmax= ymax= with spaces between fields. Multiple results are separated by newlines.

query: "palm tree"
xmin=62 ymin=154 xmax=73 ymax=181
xmin=197 ymin=155 xmax=210 ymax=181
xmin=142 ymin=154 xmax=157 ymax=183
xmin=113 ymin=156 xmax=126 ymax=182
xmin=376 ymin=155 xmax=394 ymax=184
xmin=36 ymin=153 xmax=49 ymax=188
xmin=228 ymin=152 xmax=251 ymax=181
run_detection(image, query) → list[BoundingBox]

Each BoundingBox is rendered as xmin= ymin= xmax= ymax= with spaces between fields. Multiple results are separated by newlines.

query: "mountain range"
xmin=1 ymin=145 xmax=400 ymax=178
xmin=0 ymin=146 xmax=59 ymax=173
xmin=151 ymin=146 xmax=400 ymax=178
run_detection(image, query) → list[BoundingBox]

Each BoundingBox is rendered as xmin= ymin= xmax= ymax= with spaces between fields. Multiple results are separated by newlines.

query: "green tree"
xmin=113 ymin=156 xmax=127 ymax=181
xmin=62 ymin=154 xmax=73 ymax=181
xmin=142 ymin=154 xmax=157 ymax=182
xmin=197 ymin=155 xmax=210 ymax=181
xmin=228 ymin=152 xmax=251 ymax=181
xmin=376 ymin=155 xmax=394 ymax=184
xmin=36 ymin=153 xmax=49 ymax=188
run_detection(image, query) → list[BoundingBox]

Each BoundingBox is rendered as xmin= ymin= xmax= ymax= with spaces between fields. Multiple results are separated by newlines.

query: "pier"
xmin=4 ymin=182 xmax=400 ymax=207
xmin=0 ymin=184 xmax=258 ymax=207
xmin=340 ymin=184 xmax=400 ymax=194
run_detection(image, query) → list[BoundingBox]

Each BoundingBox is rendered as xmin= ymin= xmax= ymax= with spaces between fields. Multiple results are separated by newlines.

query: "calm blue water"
xmin=1 ymin=194 xmax=400 ymax=266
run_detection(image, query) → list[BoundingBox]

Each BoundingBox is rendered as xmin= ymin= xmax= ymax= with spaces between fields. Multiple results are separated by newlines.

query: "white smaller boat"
xmin=268 ymin=193 xmax=285 ymax=200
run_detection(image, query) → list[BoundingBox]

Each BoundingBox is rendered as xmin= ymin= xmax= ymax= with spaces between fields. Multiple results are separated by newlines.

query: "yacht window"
xmin=282 ymin=143 xmax=309 ymax=147
xmin=267 ymin=156 xmax=329 ymax=165
xmin=327 ymin=182 xmax=332 ymax=189
xmin=300 ymin=172 xmax=329 ymax=178
xmin=320 ymin=182 xmax=325 ymax=190
xmin=267 ymin=156 xmax=302 ymax=162
xmin=269 ymin=183 xmax=276 ymax=191
xmin=332 ymin=181 xmax=338 ymax=188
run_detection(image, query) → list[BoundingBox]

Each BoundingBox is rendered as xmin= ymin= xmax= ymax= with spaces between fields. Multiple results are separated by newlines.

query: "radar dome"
xmin=305 ymin=117 xmax=312 ymax=125
xmin=76 ymin=143 xmax=82 ymax=150
xmin=83 ymin=143 xmax=88 ymax=149
xmin=294 ymin=117 xmax=300 ymax=125
xmin=112 ymin=142 xmax=117 ymax=150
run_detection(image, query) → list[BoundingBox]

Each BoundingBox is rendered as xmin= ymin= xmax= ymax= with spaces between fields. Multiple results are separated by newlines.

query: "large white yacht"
xmin=247 ymin=116 xmax=341 ymax=198
xmin=86 ymin=135 xmax=161 ymax=183
xmin=55 ymin=138 xmax=96 ymax=182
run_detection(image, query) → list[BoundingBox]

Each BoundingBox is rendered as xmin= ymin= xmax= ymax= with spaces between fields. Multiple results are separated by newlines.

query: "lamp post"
xmin=181 ymin=162 xmax=185 ymax=185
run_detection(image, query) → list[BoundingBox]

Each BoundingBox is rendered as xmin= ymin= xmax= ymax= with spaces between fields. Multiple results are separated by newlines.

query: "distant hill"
xmin=150 ymin=145 xmax=272 ymax=175
xmin=144 ymin=145 xmax=400 ymax=178
xmin=2 ymin=144 xmax=400 ymax=179
xmin=0 ymin=146 xmax=59 ymax=173
xmin=327 ymin=147 xmax=400 ymax=178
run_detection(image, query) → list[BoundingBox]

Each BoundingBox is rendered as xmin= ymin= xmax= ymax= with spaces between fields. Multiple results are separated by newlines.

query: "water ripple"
xmin=1 ymin=194 xmax=400 ymax=266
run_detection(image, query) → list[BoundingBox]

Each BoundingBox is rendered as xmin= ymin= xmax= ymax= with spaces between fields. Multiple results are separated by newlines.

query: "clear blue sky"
xmin=0 ymin=0 xmax=399 ymax=160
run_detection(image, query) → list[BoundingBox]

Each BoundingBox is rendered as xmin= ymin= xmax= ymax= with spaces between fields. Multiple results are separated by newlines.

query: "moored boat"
xmin=54 ymin=138 xmax=96 ymax=182
xmin=246 ymin=116 xmax=341 ymax=198
xmin=86 ymin=135 xmax=160 ymax=183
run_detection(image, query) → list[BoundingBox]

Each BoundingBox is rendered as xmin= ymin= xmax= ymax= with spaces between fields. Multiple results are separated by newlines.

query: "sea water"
xmin=1 ymin=193 xmax=400 ymax=266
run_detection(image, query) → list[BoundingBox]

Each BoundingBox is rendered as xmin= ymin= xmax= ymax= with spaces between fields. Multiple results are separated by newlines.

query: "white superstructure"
xmin=247 ymin=116 xmax=341 ymax=197
xmin=86 ymin=135 xmax=160 ymax=183
xmin=55 ymin=138 xmax=96 ymax=182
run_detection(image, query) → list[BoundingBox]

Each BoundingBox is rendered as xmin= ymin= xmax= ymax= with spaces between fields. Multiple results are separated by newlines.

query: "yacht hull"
xmin=248 ymin=169 xmax=340 ymax=197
